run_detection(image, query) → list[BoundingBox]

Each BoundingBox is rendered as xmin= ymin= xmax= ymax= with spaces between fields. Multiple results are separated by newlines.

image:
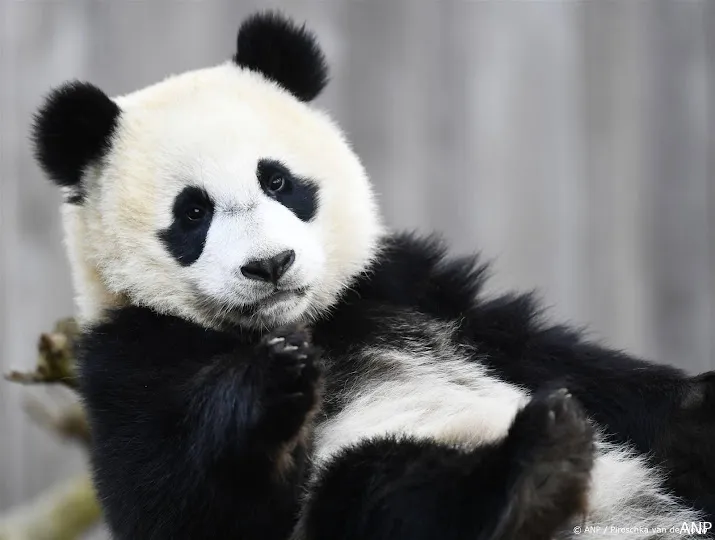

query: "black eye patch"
xmin=257 ymin=159 xmax=318 ymax=222
xmin=158 ymin=186 xmax=215 ymax=266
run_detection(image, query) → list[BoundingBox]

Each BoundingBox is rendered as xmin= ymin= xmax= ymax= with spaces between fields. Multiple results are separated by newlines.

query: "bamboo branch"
xmin=4 ymin=318 xmax=79 ymax=389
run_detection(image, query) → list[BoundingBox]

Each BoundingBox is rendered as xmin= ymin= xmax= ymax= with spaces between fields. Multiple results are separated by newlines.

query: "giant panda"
xmin=31 ymin=11 xmax=715 ymax=540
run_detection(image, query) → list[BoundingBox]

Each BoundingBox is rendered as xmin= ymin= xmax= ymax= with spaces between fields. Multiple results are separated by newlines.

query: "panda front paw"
xmin=495 ymin=388 xmax=594 ymax=539
xmin=253 ymin=325 xmax=322 ymax=446
xmin=512 ymin=388 xmax=594 ymax=476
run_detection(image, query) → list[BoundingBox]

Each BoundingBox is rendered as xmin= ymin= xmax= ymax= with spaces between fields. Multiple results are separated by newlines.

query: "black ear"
xmin=233 ymin=11 xmax=329 ymax=102
xmin=32 ymin=82 xmax=120 ymax=192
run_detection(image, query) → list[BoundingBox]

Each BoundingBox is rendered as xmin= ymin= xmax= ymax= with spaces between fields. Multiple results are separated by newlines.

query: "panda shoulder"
xmin=348 ymin=233 xmax=489 ymax=318
xmin=78 ymin=306 xmax=237 ymax=369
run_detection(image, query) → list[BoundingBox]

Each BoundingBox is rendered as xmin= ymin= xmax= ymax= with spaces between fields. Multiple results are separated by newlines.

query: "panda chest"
xmin=313 ymin=334 xmax=530 ymax=464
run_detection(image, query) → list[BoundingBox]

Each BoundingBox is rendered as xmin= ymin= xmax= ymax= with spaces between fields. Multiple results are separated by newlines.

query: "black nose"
xmin=240 ymin=250 xmax=295 ymax=285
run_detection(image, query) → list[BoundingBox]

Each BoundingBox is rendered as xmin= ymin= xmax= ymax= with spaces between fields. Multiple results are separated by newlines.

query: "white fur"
xmin=315 ymin=323 xmax=705 ymax=539
xmin=63 ymin=62 xmax=383 ymax=329
xmin=315 ymin=348 xmax=529 ymax=458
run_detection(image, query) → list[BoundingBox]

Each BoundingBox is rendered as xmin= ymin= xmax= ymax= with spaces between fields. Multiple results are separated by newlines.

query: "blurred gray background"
xmin=1 ymin=0 xmax=713 ymax=536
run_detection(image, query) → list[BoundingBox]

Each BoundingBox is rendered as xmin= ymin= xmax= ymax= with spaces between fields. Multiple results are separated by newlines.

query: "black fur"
xmin=312 ymin=232 xmax=715 ymax=520
xmin=296 ymin=388 xmax=593 ymax=540
xmin=233 ymin=12 xmax=328 ymax=102
xmin=257 ymin=159 xmax=318 ymax=222
xmin=78 ymin=233 xmax=715 ymax=538
xmin=32 ymin=82 xmax=120 ymax=198
xmin=78 ymin=308 xmax=321 ymax=539
xmin=159 ymin=186 xmax=215 ymax=266
xmin=654 ymin=371 xmax=715 ymax=518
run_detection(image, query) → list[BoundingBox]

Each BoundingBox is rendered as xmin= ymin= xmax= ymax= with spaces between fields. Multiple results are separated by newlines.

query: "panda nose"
xmin=240 ymin=250 xmax=295 ymax=285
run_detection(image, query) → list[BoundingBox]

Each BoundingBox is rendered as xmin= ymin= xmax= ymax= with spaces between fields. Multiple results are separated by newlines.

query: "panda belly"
xmin=314 ymin=348 xmax=528 ymax=461
xmin=312 ymin=323 xmax=705 ymax=539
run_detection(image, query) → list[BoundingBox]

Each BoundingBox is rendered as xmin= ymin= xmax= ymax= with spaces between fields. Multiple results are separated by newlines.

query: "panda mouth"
xmin=192 ymin=286 xmax=309 ymax=326
xmin=255 ymin=286 xmax=308 ymax=309
xmin=262 ymin=289 xmax=300 ymax=305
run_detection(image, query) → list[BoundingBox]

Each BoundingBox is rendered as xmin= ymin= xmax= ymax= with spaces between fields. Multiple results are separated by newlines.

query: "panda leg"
xmin=296 ymin=388 xmax=594 ymax=540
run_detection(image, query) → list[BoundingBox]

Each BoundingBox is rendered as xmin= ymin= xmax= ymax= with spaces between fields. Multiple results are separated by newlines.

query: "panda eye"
xmin=267 ymin=173 xmax=287 ymax=194
xmin=185 ymin=205 xmax=206 ymax=221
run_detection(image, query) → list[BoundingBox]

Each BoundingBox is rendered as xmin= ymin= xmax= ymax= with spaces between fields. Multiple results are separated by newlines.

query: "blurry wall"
xmin=1 ymin=0 xmax=713 ymax=530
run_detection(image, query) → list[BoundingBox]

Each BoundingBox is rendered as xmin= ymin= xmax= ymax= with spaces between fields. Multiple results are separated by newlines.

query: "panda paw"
xmin=498 ymin=388 xmax=595 ymax=538
xmin=253 ymin=324 xmax=322 ymax=446
xmin=516 ymin=388 xmax=594 ymax=473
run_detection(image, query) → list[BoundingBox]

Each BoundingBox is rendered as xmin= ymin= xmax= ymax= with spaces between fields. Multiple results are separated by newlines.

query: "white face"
xmin=161 ymin=158 xmax=327 ymax=329
xmin=65 ymin=64 xmax=383 ymax=329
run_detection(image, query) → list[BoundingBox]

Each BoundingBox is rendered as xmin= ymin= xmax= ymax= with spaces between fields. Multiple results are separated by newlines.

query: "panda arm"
xmin=78 ymin=306 xmax=319 ymax=540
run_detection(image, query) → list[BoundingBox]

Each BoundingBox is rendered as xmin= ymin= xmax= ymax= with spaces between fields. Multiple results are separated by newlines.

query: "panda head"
xmin=32 ymin=12 xmax=384 ymax=330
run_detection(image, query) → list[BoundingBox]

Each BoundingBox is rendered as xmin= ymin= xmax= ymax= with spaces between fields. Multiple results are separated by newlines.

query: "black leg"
xmin=296 ymin=388 xmax=594 ymax=540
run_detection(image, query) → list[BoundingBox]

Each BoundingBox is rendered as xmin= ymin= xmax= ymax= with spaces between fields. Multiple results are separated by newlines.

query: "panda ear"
xmin=32 ymin=81 xmax=120 ymax=192
xmin=233 ymin=11 xmax=329 ymax=102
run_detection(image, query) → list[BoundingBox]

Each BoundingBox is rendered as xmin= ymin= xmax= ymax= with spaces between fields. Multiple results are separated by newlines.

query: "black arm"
xmin=78 ymin=306 xmax=320 ymax=540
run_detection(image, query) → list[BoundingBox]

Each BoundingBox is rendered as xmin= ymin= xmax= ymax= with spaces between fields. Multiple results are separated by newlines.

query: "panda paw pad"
xmin=254 ymin=324 xmax=322 ymax=443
